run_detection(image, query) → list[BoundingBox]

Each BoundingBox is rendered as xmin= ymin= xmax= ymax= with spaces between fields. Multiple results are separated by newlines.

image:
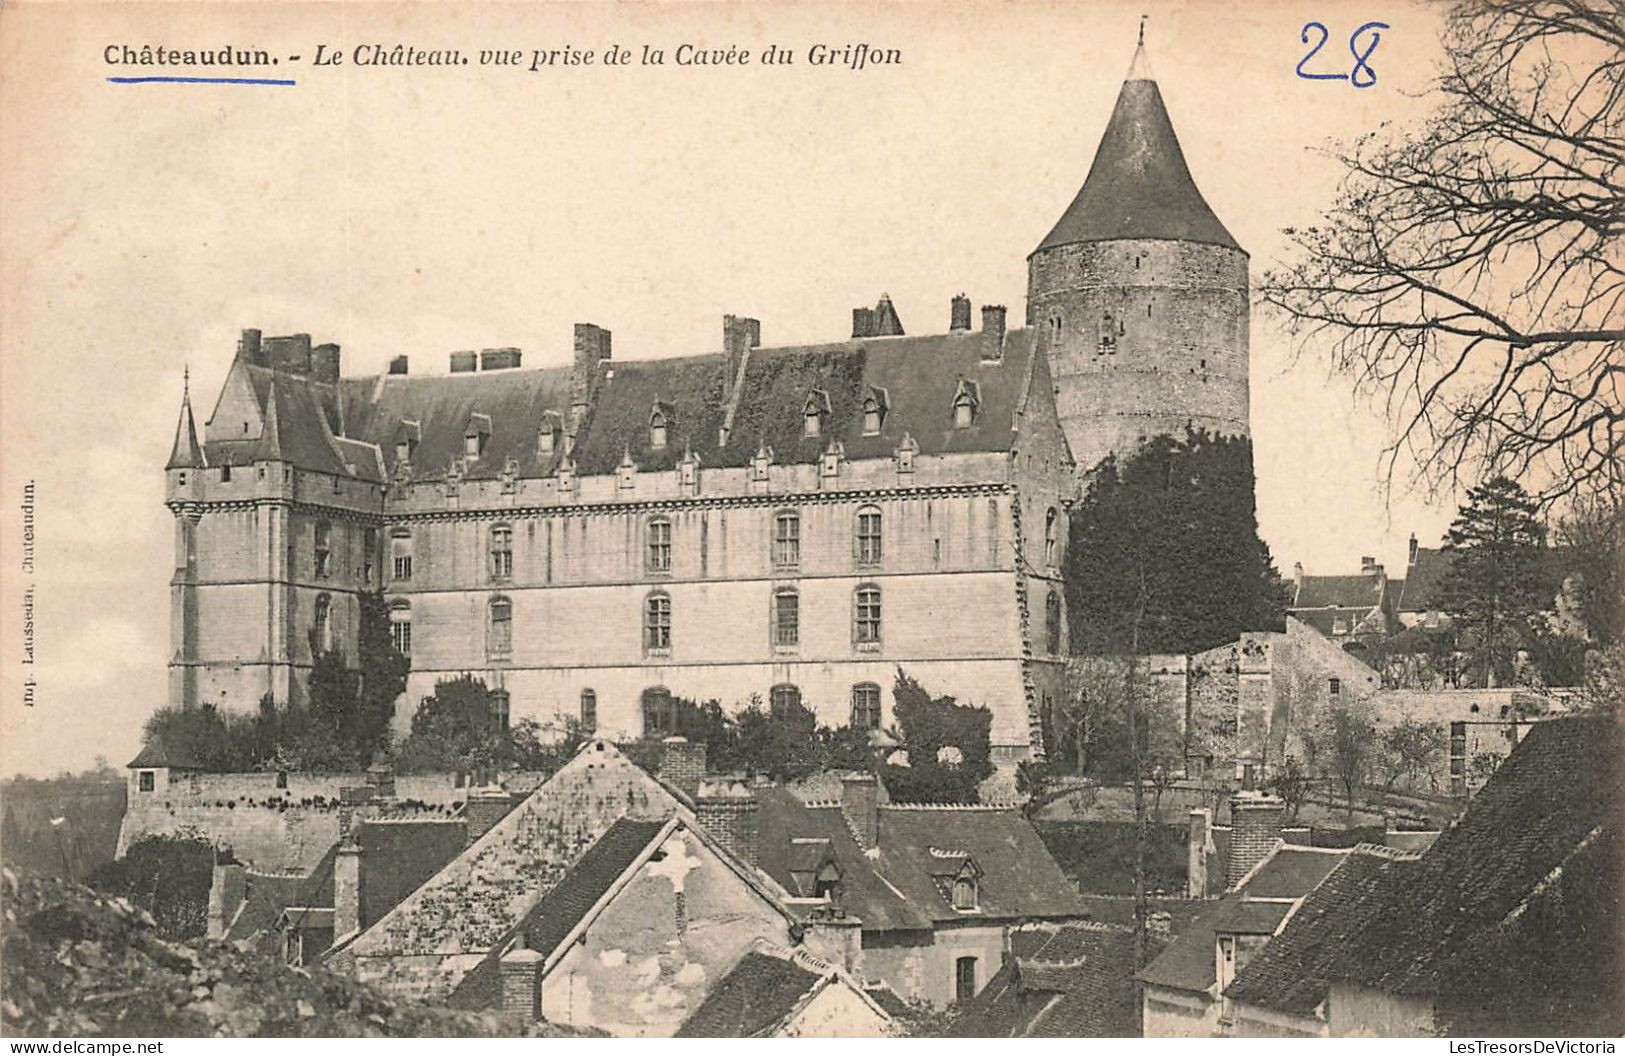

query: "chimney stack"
xmin=1186 ymin=808 xmax=1212 ymax=898
xmin=571 ymin=323 xmax=613 ymax=432
xmin=800 ymin=905 xmax=863 ymax=973
xmin=840 ymin=774 xmax=879 ymax=850
xmin=980 ymin=305 xmax=1007 ymax=362
xmin=950 ymin=294 xmax=973 ymax=332
xmin=465 ymin=785 xmax=515 ymax=846
xmin=337 ymin=785 xmax=375 ymax=838
xmin=265 ymin=334 xmax=313 ymax=374
xmin=659 ymin=736 xmax=707 ymax=801
xmin=1227 ymin=793 xmax=1286 ymax=889
xmin=333 ymin=837 xmax=362 ymax=939
xmin=311 ymin=342 xmax=341 ymax=383
xmin=366 ymin=761 xmax=396 ymax=801
xmin=449 ymin=351 xmax=478 ymax=374
xmin=852 ymin=307 xmax=876 ymax=339
xmin=1408 ymin=533 xmax=1419 ymax=565
xmin=237 ymin=328 xmax=263 ymax=366
xmin=723 ymin=315 xmax=761 ymax=403
xmin=387 ymin=355 xmax=409 ymax=375
xmin=499 ymin=948 xmax=544 ymax=1024
xmin=480 ymin=347 xmax=523 ymax=371
xmin=696 ymin=779 xmax=759 ymax=867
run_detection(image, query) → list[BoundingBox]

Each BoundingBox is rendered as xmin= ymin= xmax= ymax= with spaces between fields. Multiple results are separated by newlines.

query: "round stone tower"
xmin=1027 ymin=42 xmax=1249 ymax=477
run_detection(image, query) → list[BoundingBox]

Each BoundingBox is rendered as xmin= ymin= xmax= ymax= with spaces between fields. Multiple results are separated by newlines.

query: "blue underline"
xmin=107 ymin=76 xmax=297 ymax=86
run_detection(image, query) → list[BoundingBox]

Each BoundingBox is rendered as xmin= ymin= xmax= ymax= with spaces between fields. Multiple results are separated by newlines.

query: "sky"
xmin=0 ymin=0 xmax=1462 ymax=778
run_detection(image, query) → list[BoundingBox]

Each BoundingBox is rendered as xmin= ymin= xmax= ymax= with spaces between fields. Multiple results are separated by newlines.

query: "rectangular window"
xmin=314 ymin=522 xmax=332 ymax=579
xmin=393 ymin=554 xmax=413 ymax=581
xmin=391 ymin=620 xmax=412 ymax=659
xmin=647 ymin=520 xmax=672 ymax=573
xmin=774 ymin=591 xmax=799 ymax=647
xmin=488 ymin=600 xmax=513 ymax=658
xmin=1328 ymin=677 xmax=1341 ymax=698
xmin=137 ymin=771 xmax=155 ymax=793
xmin=490 ymin=526 xmax=513 ymax=581
xmin=645 ymin=595 xmax=672 ymax=651
xmin=856 ymin=509 xmax=882 ymax=565
xmin=851 ymin=683 xmax=882 ymax=730
xmin=774 ymin=511 xmax=800 ymax=568
xmin=955 ymin=957 xmax=978 ymax=1004
xmin=855 ymin=587 xmax=881 ymax=645
xmin=580 ymin=690 xmax=597 ymax=733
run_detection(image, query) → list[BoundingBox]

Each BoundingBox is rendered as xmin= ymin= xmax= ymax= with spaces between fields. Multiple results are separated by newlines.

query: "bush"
xmin=87 ymin=834 xmax=215 ymax=940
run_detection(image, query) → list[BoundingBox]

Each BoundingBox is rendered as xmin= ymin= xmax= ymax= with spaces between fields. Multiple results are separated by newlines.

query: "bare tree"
xmin=1263 ymin=0 xmax=1623 ymax=506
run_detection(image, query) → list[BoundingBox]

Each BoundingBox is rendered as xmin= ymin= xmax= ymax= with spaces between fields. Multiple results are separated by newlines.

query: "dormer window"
xmin=952 ymin=379 xmax=980 ymax=429
xmin=538 ymin=414 xmax=561 ymax=457
xmin=465 ymin=433 xmax=481 ymax=458
xmin=803 ymin=389 xmax=831 ymax=438
xmin=952 ymin=876 xmax=978 ymax=911
xmin=815 ymin=862 xmax=842 ymax=902
xmin=464 ymin=413 xmax=491 ymax=459
xmin=862 ymin=387 xmax=890 ymax=436
xmin=650 ymin=406 xmax=670 ymax=450
xmin=394 ymin=420 xmax=421 ymax=465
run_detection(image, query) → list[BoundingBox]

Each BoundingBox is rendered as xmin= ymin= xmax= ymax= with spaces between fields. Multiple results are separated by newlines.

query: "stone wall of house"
xmin=1327 ymin=981 xmax=1436 ymax=1037
xmin=860 ymin=923 xmax=1004 ymax=1009
xmin=1143 ymin=986 xmax=1219 ymax=1037
xmin=1029 ymin=239 xmax=1250 ymax=475
xmin=782 ymin=976 xmax=892 ymax=1037
xmin=541 ymin=826 xmax=792 ymax=1036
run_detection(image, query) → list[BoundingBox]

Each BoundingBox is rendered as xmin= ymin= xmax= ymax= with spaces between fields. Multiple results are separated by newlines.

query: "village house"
xmin=1286 ymin=557 xmax=1402 ymax=646
xmin=946 ymin=921 xmax=1146 ymax=1037
xmin=674 ymin=941 xmax=899 ymax=1038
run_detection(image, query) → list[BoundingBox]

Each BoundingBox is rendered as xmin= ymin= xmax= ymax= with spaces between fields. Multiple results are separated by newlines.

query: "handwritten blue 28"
xmin=1298 ymin=21 xmax=1389 ymax=87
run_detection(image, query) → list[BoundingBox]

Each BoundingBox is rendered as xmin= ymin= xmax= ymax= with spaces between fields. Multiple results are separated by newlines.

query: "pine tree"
xmin=1438 ymin=476 xmax=1550 ymax=687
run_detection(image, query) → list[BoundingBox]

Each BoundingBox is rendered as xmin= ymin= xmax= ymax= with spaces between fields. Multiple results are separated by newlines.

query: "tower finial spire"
xmin=1139 ymin=13 xmax=1146 ymax=46
xmin=183 ymin=364 xmax=190 ymax=400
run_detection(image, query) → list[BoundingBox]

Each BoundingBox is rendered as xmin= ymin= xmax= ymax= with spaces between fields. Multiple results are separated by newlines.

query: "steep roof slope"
xmin=1034 ymin=58 xmax=1240 ymax=253
xmin=674 ymin=949 xmax=824 ymax=1037
xmin=953 ymin=923 xmax=1146 ymax=1037
xmin=875 ymin=807 xmax=1085 ymax=922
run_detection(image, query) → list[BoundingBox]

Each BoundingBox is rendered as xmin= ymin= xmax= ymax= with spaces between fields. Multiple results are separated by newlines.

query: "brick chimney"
xmin=950 ymin=294 xmax=973 ymax=332
xmin=480 ymin=347 xmax=523 ymax=371
xmin=659 ymin=736 xmax=707 ymax=801
xmin=1227 ymin=793 xmax=1286 ymax=889
xmin=236 ymin=328 xmax=263 ymax=365
xmin=980 ymin=305 xmax=1007 ymax=362
xmin=1408 ymin=533 xmax=1419 ymax=565
xmin=800 ymin=905 xmax=863 ymax=973
xmin=337 ymin=785 xmax=374 ymax=837
xmin=696 ymin=779 xmax=758 ymax=867
xmin=311 ymin=342 xmax=341 ymax=383
xmin=366 ymin=761 xmax=395 ymax=801
xmin=465 ymin=785 xmax=514 ymax=846
xmin=1186 ymin=808 xmax=1213 ymax=898
xmin=333 ymin=837 xmax=361 ymax=939
xmin=500 ymin=947 xmax=543 ymax=1024
xmin=852 ymin=307 xmax=876 ymax=339
xmin=387 ymin=355 xmax=409 ymax=375
xmin=723 ymin=315 xmax=760 ymax=404
xmin=571 ymin=323 xmax=613 ymax=433
xmin=449 ymin=351 xmax=477 ymax=374
xmin=265 ymin=333 xmax=313 ymax=374
xmin=840 ymin=774 xmax=879 ymax=850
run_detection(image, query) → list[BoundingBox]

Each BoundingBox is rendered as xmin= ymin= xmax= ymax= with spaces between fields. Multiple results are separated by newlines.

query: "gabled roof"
xmin=1224 ymin=846 xmax=1418 ymax=1018
xmin=1397 ymin=547 xmax=1455 ymax=613
xmin=951 ymin=923 xmax=1146 ymax=1038
xmin=1292 ymin=573 xmax=1385 ymax=611
xmin=520 ymin=817 xmax=669 ymax=960
xmin=1322 ymin=717 xmax=1621 ymax=1000
xmin=342 ymin=739 xmax=680 ymax=998
xmin=1034 ymin=56 xmax=1241 ymax=254
xmin=225 ymin=842 xmax=338 ymax=945
xmin=675 ymin=943 xmax=893 ymax=1038
xmin=1236 ymin=846 xmax=1346 ymax=899
xmin=356 ymin=819 xmax=468 ymax=932
xmin=875 ymin=807 xmax=1085 ymax=922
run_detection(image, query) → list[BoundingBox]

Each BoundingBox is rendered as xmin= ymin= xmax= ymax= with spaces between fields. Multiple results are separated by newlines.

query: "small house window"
xmin=955 ymin=957 xmax=978 ymax=1004
xmin=804 ymin=405 xmax=822 ymax=438
xmin=645 ymin=593 xmax=672 ymax=652
xmin=855 ymin=506 xmax=882 ymax=565
xmin=362 ymin=528 xmax=378 ymax=585
xmin=770 ymin=683 xmax=801 ymax=716
xmin=220 ymin=464 xmax=232 ymax=482
xmin=773 ymin=510 xmax=800 ymax=568
xmin=647 ymin=517 xmax=672 ymax=573
xmin=1048 ymin=312 xmax=1063 ymax=341
xmin=854 ymin=585 xmax=882 ymax=645
xmin=774 ymin=589 xmax=800 ymax=647
xmin=954 ymin=393 xmax=975 ymax=428
xmin=862 ymin=396 xmax=884 ymax=436
xmin=851 ymin=683 xmax=882 ymax=730
xmin=488 ymin=596 xmax=513 ymax=658
xmin=642 ymin=687 xmax=676 ymax=736
xmin=1099 ymin=311 xmax=1117 ymax=353
xmin=490 ymin=690 xmax=510 ymax=733
xmin=952 ymin=876 xmax=978 ymax=911
xmin=314 ymin=521 xmax=332 ymax=578
xmin=580 ymin=689 xmax=597 ymax=733
xmin=538 ymin=422 xmax=557 ymax=456
xmin=396 ymin=439 xmax=411 ymax=464
xmin=1329 ymin=677 xmax=1342 ymax=698
xmin=389 ymin=601 xmax=412 ymax=659
xmin=137 ymin=770 xmax=156 ymax=793
xmin=814 ymin=866 xmax=841 ymax=901
xmin=465 ymin=432 xmax=482 ymax=458
xmin=490 ymin=524 xmax=514 ymax=581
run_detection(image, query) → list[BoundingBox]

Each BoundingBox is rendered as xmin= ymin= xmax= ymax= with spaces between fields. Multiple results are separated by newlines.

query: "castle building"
xmin=161 ymin=42 xmax=1245 ymax=763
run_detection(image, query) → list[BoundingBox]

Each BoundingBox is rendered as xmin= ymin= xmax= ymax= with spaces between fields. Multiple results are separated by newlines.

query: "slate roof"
xmin=225 ymin=842 xmax=337 ymax=945
xmin=1224 ymin=847 xmax=1418 ymax=1017
xmin=1138 ymin=843 xmax=1350 ymax=995
xmin=356 ymin=819 xmax=468 ymax=932
xmin=673 ymin=944 xmax=888 ymax=1039
xmin=1034 ymin=59 xmax=1241 ymax=253
xmin=1322 ymin=716 xmax=1621 ymax=1000
xmin=1397 ymin=547 xmax=1455 ymax=613
xmin=1292 ymin=574 xmax=1385 ymax=611
xmin=342 ymin=739 xmax=680 ymax=999
xmin=520 ymin=817 xmax=669 ymax=959
xmin=951 ymin=923 xmax=1146 ymax=1038
xmin=126 ymin=737 xmax=203 ymax=770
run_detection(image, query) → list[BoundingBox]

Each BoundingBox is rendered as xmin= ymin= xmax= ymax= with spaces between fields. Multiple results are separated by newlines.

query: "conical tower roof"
xmin=1033 ymin=44 xmax=1241 ymax=255
xmin=165 ymin=370 xmax=206 ymax=470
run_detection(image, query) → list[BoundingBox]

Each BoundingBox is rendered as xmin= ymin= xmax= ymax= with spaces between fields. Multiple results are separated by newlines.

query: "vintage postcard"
xmin=1 ymin=0 xmax=1619 ymax=1041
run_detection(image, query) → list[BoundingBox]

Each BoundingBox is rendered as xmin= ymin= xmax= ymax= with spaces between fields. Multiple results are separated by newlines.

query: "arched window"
xmin=1044 ymin=507 xmax=1059 ymax=566
xmin=1046 ymin=591 xmax=1062 ymax=655
xmin=313 ymin=521 xmax=332 ymax=578
xmin=644 ymin=592 xmax=672 ymax=652
xmin=952 ymin=380 xmax=979 ymax=429
xmin=803 ymin=404 xmax=822 ymax=438
xmin=862 ymin=396 xmax=884 ymax=435
xmin=579 ymin=689 xmax=597 ymax=733
xmin=646 ymin=517 xmax=672 ymax=572
xmin=650 ymin=410 xmax=669 ymax=450
xmin=389 ymin=600 xmax=412 ymax=660
xmin=642 ymin=687 xmax=676 ymax=736
xmin=391 ymin=529 xmax=414 ymax=582
xmin=773 ymin=588 xmax=799 ymax=648
xmin=773 ymin=510 xmax=800 ymax=568
xmin=312 ymin=593 xmax=332 ymax=654
xmin=1048 ymin=311 xmax=1063 ymax=342
xmin=854 ymin=585 xmax=882 ymax=645
xmin=855 ymin=506 xmax=882 ymax=565
xmin=489 ymin=524 xmax=513 ymax=581
xmin=488 ymin=596 xmax=513 ymax=658
xmin=770 ymin=683 xmax=801 ymax=717
xmin=851 ymin=683 xmax=882 ymax=730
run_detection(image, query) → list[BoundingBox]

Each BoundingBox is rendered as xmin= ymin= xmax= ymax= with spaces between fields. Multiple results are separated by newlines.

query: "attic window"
xmin=952 ymin=380 xmax=980 ymax=429
xmin=465 ymin=432 xmax=482 ymax=458
xmin=803 ymin=389 xmax=830 ymax=438
xmin=464 ymin=414 xmax=492 ymax=458
xmin=952 ymin=875 xmax=978 ymax=911
xmin=220 ymin=464 xmax=232 ymax=482
xmin=862 ymin=387 xmax=889 ymax=436
xmin=650 ymin=409 xmax=669 ymax=450
xmin=538 ymin=419 xmax=558 ymax=456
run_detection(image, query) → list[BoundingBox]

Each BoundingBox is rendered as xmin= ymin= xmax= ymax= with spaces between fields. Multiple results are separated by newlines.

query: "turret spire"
xmin=166 ymin=368 xmax=206 ymax=470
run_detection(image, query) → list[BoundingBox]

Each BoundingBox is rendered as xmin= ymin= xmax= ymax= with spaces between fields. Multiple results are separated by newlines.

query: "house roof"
xmin=224 ymin=842 xmax=338 ymax=945
xmin=520 ymin=817 xmax=669 ymax=960
xmin=875 ymin=808 xmax=1086 ymax=922
xmin=1138 ymin=843 xmax=1350 ymax=994
xmin=1224 ymin=847 xmax=1418 ymax=1017
xmin=356 ymin=818 xmax=468 ymax=932
xmin=342 ymin=739 xmax=680 ymax=999
xmin=1397 ymin=547 xmax=1455 ymax=613
xmin=1292 ymin=573 xmax=1385 ymax=611
xmin=1034 ymin=59 xmax=1241 ymax=254
xmin=1322 ymin=716 xmax=1622 ymax=1000
xmin=951 ymin=923 xmax=1147 ymax=1038
xmin=126 ymin=737 xmax=203 ymax=770
xmin=675 ymin=943 xmax=891 ymax=1038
